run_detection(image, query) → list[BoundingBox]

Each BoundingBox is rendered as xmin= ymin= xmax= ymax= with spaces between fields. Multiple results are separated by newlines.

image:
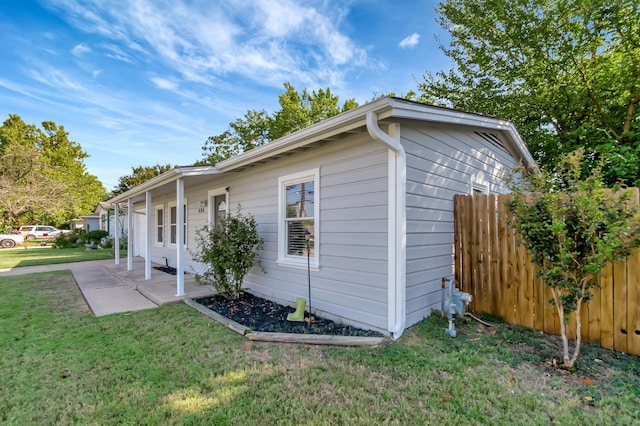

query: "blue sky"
xmin=0 ymin=0 xmax=451 ymax=191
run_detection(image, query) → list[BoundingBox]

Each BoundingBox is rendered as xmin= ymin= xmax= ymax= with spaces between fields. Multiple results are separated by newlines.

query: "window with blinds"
xmin=278 ymin=169 xmax=319 ymax=269
xmin=285 ymin=180 xmax=314 ymax=257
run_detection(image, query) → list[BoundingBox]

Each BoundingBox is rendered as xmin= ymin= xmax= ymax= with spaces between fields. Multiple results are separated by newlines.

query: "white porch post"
xmin=114 ymin=203 xmax=120 ymax=265
xmin=145 ymin=191 xmax=152 ymax=280
xmin=127 ymin=198 xmax=133 ymax=271
xmin=176 ymin=178 xmax=185 ymax=296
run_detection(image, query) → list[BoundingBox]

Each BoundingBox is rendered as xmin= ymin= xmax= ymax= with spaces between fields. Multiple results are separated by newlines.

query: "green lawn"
xmin=0 ymin=246 xmax=127 ymax=269
xmin=1 ymin=272 xmax=638 ymax=425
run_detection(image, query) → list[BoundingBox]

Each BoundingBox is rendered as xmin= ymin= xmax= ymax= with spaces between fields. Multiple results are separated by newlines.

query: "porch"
xmin=104 ymin=257 xmax=216 ymax=306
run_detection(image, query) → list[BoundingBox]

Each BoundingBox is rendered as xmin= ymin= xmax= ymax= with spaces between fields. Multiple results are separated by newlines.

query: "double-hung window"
xmin=278 ymin=169 xmax=319 ymax=269
xmin=155 ymin=205 xmax=164 ymax=246
xmin=169 ymin=200 xmax=188 ymax=246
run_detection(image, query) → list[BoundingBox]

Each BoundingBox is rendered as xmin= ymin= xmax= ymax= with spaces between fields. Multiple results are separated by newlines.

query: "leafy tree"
xmin=198 ymin=83 xmax=359 ymax=164
xmin=193 ymin=207 xmax=264 ymax=300
xmin=111 ymin=163 xmax=175 ymax=197
xmin=0 ymin=115 xmax=105 ymax=230
xmin=421 ymin=0 xmax=640 ymax=185
xmin=506 ymin=150 xmax=640 ymax=368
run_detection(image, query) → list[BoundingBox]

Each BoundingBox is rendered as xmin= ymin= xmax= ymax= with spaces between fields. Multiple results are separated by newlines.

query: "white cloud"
xmin=399 ymin=33 xmax=420 ymax=49
xmin=71 ymin=43 xmax=91 ymax=56
xmin=151 ymin=77 xmax=178 ymax=91
xmin=101 ymin=44 xmax=133 ymax=63
xmin=42 ymin=0 xmax=367 ymax=89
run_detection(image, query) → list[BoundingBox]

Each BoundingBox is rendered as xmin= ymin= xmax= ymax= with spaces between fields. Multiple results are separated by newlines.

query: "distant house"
xmin=107 ymin=97 xmax=535 ymax=338
xmin=83 ymin=202 xmax=127 ymax=238
xmin=80 ymin=214 xmax=100 ymax=233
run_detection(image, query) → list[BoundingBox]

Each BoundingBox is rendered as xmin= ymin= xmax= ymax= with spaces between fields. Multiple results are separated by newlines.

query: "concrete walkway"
xmin=0 ymin=258 xmax=215 ymax=316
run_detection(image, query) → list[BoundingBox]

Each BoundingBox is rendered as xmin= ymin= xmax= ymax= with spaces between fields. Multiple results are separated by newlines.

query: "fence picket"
xmin=626 ymin=188 xmax=640 ymax=355
xmin=600 ymin=264 xmax=615 ymax=350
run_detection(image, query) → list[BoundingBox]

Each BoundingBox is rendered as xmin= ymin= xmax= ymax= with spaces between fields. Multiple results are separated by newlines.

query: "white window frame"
xmin=277 ymin=169 xmax=320 ymax=270
xmin=168 ymin=199 xmax=188 ymax=247
xmin=208 ymin=187 xmax=229 ymax=228
xmin=154 ymin=205 xmax=164 ymax=247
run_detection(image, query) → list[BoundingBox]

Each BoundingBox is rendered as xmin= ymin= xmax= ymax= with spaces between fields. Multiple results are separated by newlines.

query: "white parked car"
xmin=18 ymin=225 xmax=69 ymax=241
xmin=0 ymin=233 xmax=24 ymax=248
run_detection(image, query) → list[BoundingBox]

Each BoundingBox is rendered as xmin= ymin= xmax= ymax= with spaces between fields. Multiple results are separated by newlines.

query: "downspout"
xmin=366 ymin=112 xmax=407 ymax=339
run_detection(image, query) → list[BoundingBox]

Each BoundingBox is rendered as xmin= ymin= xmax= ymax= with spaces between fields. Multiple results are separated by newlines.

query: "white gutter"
xmin=366 ymin=111 xmax=407 ymax=339
xmin=216 ymin=97 xmax=536 ymax=174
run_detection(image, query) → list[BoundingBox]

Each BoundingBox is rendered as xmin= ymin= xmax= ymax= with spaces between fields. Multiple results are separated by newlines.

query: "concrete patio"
xmin=0 ymin=257 xmax=216 ymax=317
xmin=103 ymin=257 xmax=217 ymax=306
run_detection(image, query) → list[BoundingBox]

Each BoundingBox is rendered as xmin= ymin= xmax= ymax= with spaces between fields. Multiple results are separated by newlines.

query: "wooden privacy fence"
xmin=453 ymin=191 xmax=640 ymax=357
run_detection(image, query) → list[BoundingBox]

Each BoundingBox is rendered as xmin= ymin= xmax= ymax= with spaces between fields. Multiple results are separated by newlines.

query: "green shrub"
xmin=506 ymin=149 xmax=640 ymax=367
xmin=86 ymin=230 xmax=109 ymax=243
xmin=52 ymin=233 xmax=76 ymax=248
xmin=193 ymin=207 xmax=265 ymax=299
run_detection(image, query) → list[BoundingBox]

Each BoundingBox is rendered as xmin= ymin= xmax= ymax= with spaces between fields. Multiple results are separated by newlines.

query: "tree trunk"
xmin=566 ymin=298 xmax=584 ymax=368
xmin=552 ymin=289 xmax=571 ymax=366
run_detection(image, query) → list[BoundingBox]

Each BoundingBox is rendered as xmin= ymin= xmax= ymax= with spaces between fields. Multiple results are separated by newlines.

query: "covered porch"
xmin=104 ymin=256 xmax=216 ymax=306
xmin=108 ymin=166 xmax=221 ymax=298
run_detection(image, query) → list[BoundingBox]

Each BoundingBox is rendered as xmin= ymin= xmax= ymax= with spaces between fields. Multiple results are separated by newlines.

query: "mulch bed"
xmin=193 ymin=293 xmax=383 ymax=337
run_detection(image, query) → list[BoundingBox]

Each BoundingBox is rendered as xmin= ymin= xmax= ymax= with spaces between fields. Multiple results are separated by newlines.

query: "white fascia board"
xmin=216 ymin=97 xmax=536 ymax=172
xmin=107 ymin=165 xmax=219 ymax=205
xmin=386 ymin=98 xmax=537 ymax=169
xmin=216 ymin=98 xmax=394 ymax=171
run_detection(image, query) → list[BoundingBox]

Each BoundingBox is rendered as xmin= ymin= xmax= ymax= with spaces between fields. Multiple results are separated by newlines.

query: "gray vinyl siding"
xmin=135 ymin=117 xmax=521 ymax=335
xmin=402 ymin=123 xmax=518 ymax=327
xmin=164 ymin=132 xmax=390 ymax=333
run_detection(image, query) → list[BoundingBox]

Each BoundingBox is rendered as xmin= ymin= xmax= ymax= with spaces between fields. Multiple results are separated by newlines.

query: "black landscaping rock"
xmin=193 ymin=293 xmax=383 ymax=337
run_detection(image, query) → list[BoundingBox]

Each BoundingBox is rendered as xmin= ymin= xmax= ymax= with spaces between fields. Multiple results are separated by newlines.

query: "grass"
xmin=0 ymin=246 xmax=127 ymax=269
xmin=1 ymin=272 xmax=639 ymax=425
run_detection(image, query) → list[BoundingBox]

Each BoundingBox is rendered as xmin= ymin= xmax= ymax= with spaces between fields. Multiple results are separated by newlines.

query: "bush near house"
xmin=193 ymin=207 xmax=264 ymax=299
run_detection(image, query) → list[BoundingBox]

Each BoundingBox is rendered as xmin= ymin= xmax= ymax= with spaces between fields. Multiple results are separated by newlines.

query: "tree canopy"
xmin=198 ymin=83 xmax=359 ymax=164
xmin=420 ymin=0 xmax=640 ymax=185
xmin=110 ymin=163 xmax=175 ymax=197
xmin=0 ymin=114 xmax=105 ymax=230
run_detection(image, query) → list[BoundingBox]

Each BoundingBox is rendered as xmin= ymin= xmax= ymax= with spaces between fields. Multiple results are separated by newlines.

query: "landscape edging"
xmin=184 ymin=298 xmax=386 ymax=347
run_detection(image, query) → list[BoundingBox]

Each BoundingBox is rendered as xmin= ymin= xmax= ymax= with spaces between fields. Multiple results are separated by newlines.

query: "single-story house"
xmin=89 ymin=202 xmax=127 ymax=238
xmin=108 ymin=97 xmax=535 ymax=338
xmin=79 ymin=214 xmax=100 ymax=233
xmin=75 ymin=203 xmax=122 ymax=235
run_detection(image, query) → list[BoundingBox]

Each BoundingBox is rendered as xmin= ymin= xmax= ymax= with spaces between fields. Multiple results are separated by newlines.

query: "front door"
xmin=212 ymin=194 xmax=227 ymax=228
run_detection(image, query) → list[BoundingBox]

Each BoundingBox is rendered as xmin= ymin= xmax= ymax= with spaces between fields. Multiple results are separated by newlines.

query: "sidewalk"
xmin=0 ymin=258 xmax=215 ymax=316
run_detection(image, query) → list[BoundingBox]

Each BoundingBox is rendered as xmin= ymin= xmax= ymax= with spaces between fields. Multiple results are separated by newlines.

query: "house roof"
xmin=108 ymin=97 xmax=535 ymax=205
